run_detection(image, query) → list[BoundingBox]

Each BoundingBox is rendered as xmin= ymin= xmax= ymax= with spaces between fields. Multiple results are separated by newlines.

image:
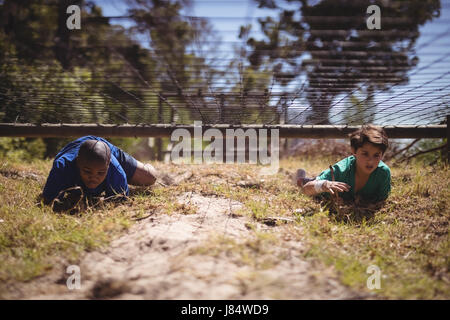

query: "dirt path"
xmin=10 ymin=192 xmax=365 ymax=300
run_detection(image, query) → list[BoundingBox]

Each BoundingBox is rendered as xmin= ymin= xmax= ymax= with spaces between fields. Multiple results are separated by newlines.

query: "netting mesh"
xmin=0 ymin=0 xmax=448 ymax=126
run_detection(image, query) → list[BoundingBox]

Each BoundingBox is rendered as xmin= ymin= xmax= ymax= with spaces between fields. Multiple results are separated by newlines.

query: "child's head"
xmin=76 ymin=140 xmax=111 ymax=189
xmin=350 ymin=124 xmax=389 ymax=176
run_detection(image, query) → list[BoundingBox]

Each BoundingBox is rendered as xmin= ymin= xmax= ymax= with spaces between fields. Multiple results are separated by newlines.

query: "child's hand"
xmin=321 ymin=181 xmax=351 ymax=195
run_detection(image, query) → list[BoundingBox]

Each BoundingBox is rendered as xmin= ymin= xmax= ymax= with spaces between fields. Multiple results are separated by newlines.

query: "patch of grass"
xmin=153 ymin=157 xmax=449 ymax=299
xmin=285 ymin=159 xmax=450 ymax=299
xmin=0 ymin=178 xmax=133 ymax=284
xmin=0 ymin=158 xmax=167 ymax=297
xmin=1 ymin=155 xmax=448 ymax=300
xmin=243 ymin=199 xmax=272 ymax=220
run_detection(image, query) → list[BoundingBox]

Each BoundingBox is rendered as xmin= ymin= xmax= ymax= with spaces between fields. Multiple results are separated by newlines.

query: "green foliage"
xmin=410 ymin=139 xmax=447 ymax=164
xmin=246 ymin=0 xmax=441 ymax=123
xmin=0 ymin=0 xmax=242 ymax=127
xmin=0 ymin=138 xmax=46 ymax=161
xmin=0 ymin=0 xmax=232 ymax=160
xmin=343 ymin=88 xmax=376 ymax=125
xmin=106 ymin=137 xmax=145 ymax=156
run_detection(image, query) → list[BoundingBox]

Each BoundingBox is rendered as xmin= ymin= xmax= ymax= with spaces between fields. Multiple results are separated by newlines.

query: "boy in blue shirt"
xmin=296 ymin=124 xmax=391 ymax=203
xmin=43 ymin=136 xmax=157 ymax=211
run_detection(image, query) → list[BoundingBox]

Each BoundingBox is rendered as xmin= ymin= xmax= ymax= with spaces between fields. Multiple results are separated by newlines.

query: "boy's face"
xmin=77 ymin=159 xmax=109 ymax=189
xmin=352 ymin=142 xmax=384 ymax=176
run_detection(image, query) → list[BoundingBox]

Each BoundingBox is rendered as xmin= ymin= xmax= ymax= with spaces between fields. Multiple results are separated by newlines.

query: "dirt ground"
xmin=5 ymin=187 xmax=370 ymax=300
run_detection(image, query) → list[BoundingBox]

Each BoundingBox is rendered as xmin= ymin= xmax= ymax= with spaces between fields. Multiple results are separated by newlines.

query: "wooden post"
xmin=219 ymin=94 xmax=225 ymax=123
xmin=282 ymin=94 xmax=288 ymax=156
xmin=156 ymin=93 xmax=163 ymax=161
xmin=447 ymin=115 xmax=449 ymax=164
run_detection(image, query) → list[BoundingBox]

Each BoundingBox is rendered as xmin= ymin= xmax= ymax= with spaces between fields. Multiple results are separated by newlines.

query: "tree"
xmin=0 ymin=0 xmax=160 ymax=125
xmin=0 ymin=0 xmax=159 ymax=156
xmin=246 ymin=0 xmax=441 ymax=124
xmin=128 ymin=0 xmax=227 ymax=123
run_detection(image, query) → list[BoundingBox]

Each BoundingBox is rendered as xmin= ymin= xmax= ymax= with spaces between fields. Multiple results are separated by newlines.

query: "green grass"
xmin=181 ymin=156 xmax=450 ymax=299
xmin=290 ymin=159 xmax=450 ymax=299
xmin=0 ymin=158 xmax=173 ymax=297
xmin=0 ymin=155 xmax=448 ymax=299
xmin=0 ymin=166 xmax=130 ymax=281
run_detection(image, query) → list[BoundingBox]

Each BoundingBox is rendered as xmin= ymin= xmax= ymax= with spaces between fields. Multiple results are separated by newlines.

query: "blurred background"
xmin=0 ymin=0 xmax=448 ymax=162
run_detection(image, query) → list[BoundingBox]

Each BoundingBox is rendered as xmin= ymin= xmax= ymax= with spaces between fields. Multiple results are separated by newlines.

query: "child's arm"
xmin=42 ymin=163 xmax=73 ymax=204
xmin=108 ymin=143 xmax=157 ymax=186
xmin=129 ymin=161 xmax=157 ymax=186
xmin=299 ymin=157 xmax=351 ymax=197
xmin=302 ymin=180 xmax=350 ymax=196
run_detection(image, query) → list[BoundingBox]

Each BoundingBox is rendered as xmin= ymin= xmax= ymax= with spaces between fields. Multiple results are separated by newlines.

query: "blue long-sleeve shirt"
xmin=43 ymin=136 xmax=137 ymax=202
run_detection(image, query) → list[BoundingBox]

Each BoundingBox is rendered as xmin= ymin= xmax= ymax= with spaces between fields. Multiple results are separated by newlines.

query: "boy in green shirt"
xmin=297 ymin=124 xmax=391 ymax=203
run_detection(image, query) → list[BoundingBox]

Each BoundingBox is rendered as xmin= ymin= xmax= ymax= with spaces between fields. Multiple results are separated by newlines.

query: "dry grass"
xmin=0 ymin=154 xmax=448 ymax=299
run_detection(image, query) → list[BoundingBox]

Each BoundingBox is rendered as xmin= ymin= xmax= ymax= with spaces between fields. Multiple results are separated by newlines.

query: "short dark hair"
xmin=350 ymin=124 xmax=389 ymax=153
xmin=77 ymin=139 xmax=111 ymax=164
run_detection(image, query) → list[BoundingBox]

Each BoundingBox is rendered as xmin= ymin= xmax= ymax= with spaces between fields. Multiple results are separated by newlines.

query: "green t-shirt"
xmin=316 ymin=155 xmax=391 ymax=202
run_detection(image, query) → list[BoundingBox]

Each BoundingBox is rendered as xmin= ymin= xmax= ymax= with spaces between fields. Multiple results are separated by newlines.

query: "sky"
xmin=91 ymin=0 xmax=450 ymax=125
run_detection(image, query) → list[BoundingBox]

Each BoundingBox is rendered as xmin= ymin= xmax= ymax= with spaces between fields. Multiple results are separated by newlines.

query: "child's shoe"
xmin=296 ymin=169 xmax=315 ymax=187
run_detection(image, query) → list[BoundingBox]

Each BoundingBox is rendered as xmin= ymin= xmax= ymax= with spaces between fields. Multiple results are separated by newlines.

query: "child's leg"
xmin=128 ymin=160 xmax=158 ymax=186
